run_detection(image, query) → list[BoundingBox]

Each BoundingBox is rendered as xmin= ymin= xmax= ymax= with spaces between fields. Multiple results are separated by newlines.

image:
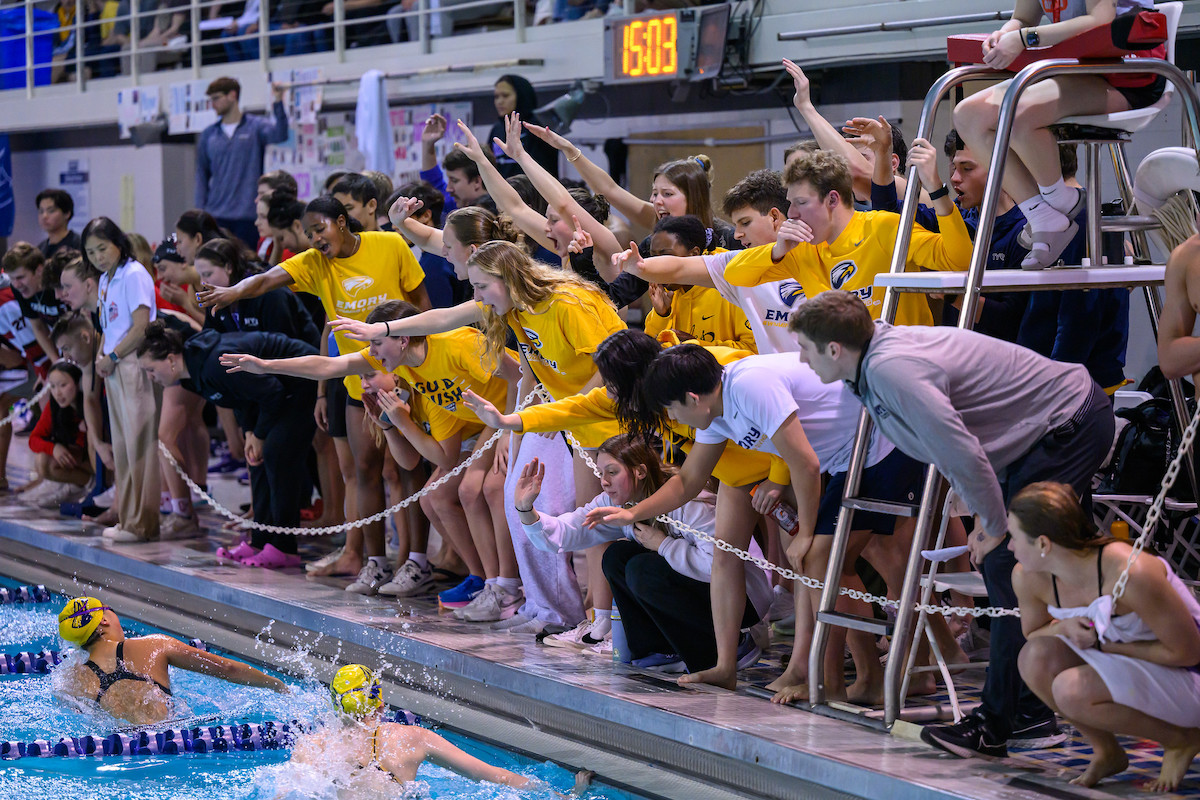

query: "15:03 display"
xmin=620 ymin=15 xmax=678 ymax=78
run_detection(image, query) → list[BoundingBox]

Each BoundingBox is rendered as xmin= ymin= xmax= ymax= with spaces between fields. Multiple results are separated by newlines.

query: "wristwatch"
xmin=108 ymin=352 xmax=120 ymax=365
xmin=1023 ymin=27 xmax=1040 ymax=48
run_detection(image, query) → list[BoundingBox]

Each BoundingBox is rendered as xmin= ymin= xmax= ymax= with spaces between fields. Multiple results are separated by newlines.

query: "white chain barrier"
xmin=554 ymin=390 xmax=1200 ymax=620
xmin=157 ymin=385 xmax=545 ymax=536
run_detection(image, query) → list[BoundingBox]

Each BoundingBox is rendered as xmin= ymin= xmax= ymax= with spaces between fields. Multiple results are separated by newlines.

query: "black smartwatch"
xmin=928 ymin=184 xmax=950 ymax=201
xmin=1023 ymin=27 xmax=1040 ymax=48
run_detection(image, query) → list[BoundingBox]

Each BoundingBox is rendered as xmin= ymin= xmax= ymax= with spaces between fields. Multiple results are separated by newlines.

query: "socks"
xmin=368 ymin=556 xmax=389 ymax=570
xmin=495 ymin=577 xmax=521 ymax=596
xmin=170 ymin=497 xmax=194 ymax=517
xmin=1038 ymin=178 xmax=1077 ymax=215
xmin=1018 ymin=196 xmax=1069 ymax=240
xmin=407 ymin=552 xmax=428 ymax=569
xmin=591 ymin=608 xmax=612 ymax=638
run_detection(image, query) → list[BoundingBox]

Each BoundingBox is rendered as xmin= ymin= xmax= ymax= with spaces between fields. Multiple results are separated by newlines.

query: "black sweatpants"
xmin=602 ymin=539 xmax=759 ymax=673
xmin=247 ymin=390 xmax=317 ymax=555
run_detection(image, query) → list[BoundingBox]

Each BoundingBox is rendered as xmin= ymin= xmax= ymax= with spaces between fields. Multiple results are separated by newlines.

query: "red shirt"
xmin=29 ymin=405 xmax=87 ymax=455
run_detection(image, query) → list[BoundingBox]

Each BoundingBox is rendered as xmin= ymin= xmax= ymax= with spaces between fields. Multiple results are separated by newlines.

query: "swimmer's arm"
xmin=597 ymin=441 xmax=725 ymax=527
xmin=1157 ymin=239 xmax=1200 ymax=380
xmin=163 ymin=639 xmax=288 ymax=692
xmin=221 ymin=351 xmax=369 ymax=380
xmin=1012 ymin=563 xmax=1058 ymax=639
xmin=415 ymin=728 xmax=535 ymax=790
xmin=198 ymin=266 xmax=294 ymax=311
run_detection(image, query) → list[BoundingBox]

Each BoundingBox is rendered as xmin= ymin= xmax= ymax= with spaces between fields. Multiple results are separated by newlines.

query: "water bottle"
xmin=610 ymin=604 xmax=631 ymax=664
xmin=750 ymin=485 xmax=800 ymax=535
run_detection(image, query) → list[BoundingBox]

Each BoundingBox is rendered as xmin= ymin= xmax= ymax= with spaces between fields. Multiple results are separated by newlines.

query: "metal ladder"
xmin=806 ymin=57 xmax=1200 ymax=730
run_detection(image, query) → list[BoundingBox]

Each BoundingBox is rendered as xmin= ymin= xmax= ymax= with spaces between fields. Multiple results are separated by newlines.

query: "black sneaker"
xmin=920 ymin=711 xmax=1008 ymax=759
xmin=1007 ymin=712 xmax=1067 ymax=750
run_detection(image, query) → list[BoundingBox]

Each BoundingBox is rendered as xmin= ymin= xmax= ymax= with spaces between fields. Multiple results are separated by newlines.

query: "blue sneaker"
xmin=631 ymin=653 xmax=686 ymax=673
xmin=736 ymin=630 xmax=763 ymax=670
xmin=439 ymin=575 xmax=485 ymax=609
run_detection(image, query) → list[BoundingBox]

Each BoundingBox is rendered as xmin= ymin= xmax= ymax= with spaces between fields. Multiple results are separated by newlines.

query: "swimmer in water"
xmin=291 ymin=664 xmax=593 ymax=795
xmin=54 ymin=596 xmax=288 ymax=725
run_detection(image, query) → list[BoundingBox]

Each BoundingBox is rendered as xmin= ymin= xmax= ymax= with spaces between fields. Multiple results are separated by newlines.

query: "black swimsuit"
xmin=83 ymin=641 xmax=172 ymax=702
xmin=1051 ymin=543 xmax=1108 ymax=608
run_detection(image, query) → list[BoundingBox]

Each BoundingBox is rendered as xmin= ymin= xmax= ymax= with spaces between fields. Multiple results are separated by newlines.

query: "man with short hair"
xmin=195 ymin=77 xmax=289 ymax=250
xmin=2 ymin=242 xmax=64 ymax=364
xmin=788 ymin=290 xmax=1115 ymax=758
xmin=330 ymin=173 xmax=380 ymax=232
xmin=721 ymin=148 xmax=973 ymax=327
xmin=34 ymin=189 xmax=81 ymax=259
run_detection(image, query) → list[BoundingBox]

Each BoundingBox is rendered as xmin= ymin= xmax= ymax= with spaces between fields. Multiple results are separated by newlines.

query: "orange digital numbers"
xmin=621 ymin=14 xmax=677 ymax=79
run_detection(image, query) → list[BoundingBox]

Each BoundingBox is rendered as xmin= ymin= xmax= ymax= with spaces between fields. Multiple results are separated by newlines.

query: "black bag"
xmin=1097 ymin=398 xmax=1196 ymax=502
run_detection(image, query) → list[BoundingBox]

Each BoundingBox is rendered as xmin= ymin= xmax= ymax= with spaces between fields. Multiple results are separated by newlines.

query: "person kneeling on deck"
xmin=54 ymin=597 xmax=287 ymax=725
xmin=517 ymin=435 xmax=772 ymax=674
xmin=788 ymin=290 xmax=1115 ymax=758
xmin=293 ymin=664 xmax=590 ymax=794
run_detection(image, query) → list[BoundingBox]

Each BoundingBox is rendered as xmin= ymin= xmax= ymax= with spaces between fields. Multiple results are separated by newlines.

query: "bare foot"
xmin=770 ymin=682 xmax=809 ymax=704
xmin=847 ymin=679 xmax=886 ymax=706
xmin=907 ymin=673 xmax=938 ymax=697
xmin=1150 ymin=730 xmax=1200 ymax=792
xmin=1068 ymin=747 xmax=1128 ymax=788
xmin=93 ymin=507 xmax=118 ymax=526
xmin=309 ymin=551 xmax=363 ymax=577
xmin=679 ymin=665 xmax=737 ymax=690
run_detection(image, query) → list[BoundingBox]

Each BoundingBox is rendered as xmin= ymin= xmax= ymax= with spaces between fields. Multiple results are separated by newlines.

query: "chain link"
xmin=158 ymin=386 xmax=544 ymax=536
xmin=0 ymin=384 xmax=49 ymax=429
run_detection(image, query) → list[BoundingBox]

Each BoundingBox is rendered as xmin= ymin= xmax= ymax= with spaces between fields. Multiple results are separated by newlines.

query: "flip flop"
xmin=1021 ymin=220 xmax=1080 ymax=270
xmin=241 ymin=543 xmax=302 ymax=570
xmin=215 ymin=540 xmax=259 ymax=563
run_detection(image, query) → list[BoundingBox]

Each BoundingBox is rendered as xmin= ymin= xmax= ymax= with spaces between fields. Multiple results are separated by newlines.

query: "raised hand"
xmin=521 ymin=120 xmax=573 ymax=153
xmin=648 ymin=283 xmax=673 ymax=317
xmin=453 ymin=119 xmax=488 ymax=164
xmin=842 ymin=115 xmax=892 ymax=160
xmin=421 ymin=113 xmax=447 ymax=145
xmin=566 ymin=215 xmax=592 ymax=255
xmin=514 ymin=457 xmax=545 ymax=512
xmin=610 ymin=240 xmax=644 ymax=275
xmin=782 ymin=58 xmax=812 ymax=110
xmin=493 ymin=112 xmax=527 ymax=161
xmin=388 ymin=195 xmax=424 ymax=229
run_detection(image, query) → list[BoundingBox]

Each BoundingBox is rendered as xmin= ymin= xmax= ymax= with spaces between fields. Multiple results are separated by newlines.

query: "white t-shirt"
xmin=98 ymin=258 xmax=157 ymax=356
xmin=694 ymin=353 xmax=891 ymax=474
xmin=703 ymin=250 xmax=805 ymax=355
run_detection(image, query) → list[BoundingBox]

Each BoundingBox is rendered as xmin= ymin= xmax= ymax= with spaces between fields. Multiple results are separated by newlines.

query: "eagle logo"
xmin=522 ymin=327 xmax=543 ymax=347
xmin=830 ymin=260 xmax=858 ymax=290
xmin=778 ymin=281 xmax=805 ymax=309
xmin=341 ymin=275 xmax=375 ymax=296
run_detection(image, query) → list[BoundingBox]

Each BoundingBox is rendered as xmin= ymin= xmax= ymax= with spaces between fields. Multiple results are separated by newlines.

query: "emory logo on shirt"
xmin=872 ymin=404 xmax=890 ymax=420
xmin=341 ymin=276 xmax=375 ymax=296
xmin=778 ymin=281 xmax=805 ymax=309
xmin=521 ymin=327 xmax=543 ymax=348
xmin=830 ymin=260 xmax=858 ymax=290
xmin=737 ymin=426 xmax=764 ymax=450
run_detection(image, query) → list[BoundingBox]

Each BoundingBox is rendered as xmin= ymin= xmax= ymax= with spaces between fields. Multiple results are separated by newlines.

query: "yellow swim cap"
xmin=58 ymin=597 xmax=110 ymax=646
xmin=330 ymin=664 xmax=383 ymax=717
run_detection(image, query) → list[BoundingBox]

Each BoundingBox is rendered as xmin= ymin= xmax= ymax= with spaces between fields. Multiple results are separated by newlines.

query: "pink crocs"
xmin=240 ymin=543 xmax=302 ymax=570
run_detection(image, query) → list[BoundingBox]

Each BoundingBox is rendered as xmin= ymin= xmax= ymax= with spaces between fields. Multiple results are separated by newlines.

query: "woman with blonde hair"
xmin=332 ymin=240 xmax=625 ymax=640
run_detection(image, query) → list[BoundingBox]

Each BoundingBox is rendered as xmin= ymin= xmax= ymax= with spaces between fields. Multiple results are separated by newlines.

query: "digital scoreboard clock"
xmin=604 ymin=5 xmax=731 ymax=85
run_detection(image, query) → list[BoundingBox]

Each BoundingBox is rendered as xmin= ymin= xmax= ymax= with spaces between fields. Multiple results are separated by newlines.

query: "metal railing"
xmin=0 ymin=0 xmax=600 ymax=96
xmin=778 ymin=9 xmax=1013 ymax=41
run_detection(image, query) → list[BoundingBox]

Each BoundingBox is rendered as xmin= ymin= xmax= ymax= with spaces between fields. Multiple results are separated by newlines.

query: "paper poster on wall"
xmin=167 ymin=80 xmax=217 ymax=135
xmin=390 ymin=102 xmax=472 ymax=185
xmin=269 ymin=68 xmax=324 ymax=125
xmin=50 ymin=156 xmax=89 ymax=231
xmin=117 ymin=86 xmax=162 ymax=139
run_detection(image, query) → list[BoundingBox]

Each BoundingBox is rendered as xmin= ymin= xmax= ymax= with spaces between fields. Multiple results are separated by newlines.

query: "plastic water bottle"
xmin=610 ymin=604 xmax=631 ymax=664
xmin=750 ymin=485 xmax=800 ymax=535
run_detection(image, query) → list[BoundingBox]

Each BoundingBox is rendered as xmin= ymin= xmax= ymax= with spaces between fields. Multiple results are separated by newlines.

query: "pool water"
xmin=0 ymin=587 xmax=642 ymax=799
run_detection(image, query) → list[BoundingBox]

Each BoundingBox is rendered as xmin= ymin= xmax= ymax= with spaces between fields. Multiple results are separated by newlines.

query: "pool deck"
xmin=2 ymin=482 xmax=1198 ymax=800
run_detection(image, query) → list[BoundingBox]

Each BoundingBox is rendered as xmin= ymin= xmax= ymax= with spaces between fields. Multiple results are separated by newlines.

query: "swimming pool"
xmin=0 ymin=583 xmax=644 ymax=800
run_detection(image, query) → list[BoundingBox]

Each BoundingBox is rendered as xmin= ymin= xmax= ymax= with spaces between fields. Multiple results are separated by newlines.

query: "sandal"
xmin=241 ymin=543 xmax=302 ymax=569
xmin=215 ymin=540 xmax=259 ymax=563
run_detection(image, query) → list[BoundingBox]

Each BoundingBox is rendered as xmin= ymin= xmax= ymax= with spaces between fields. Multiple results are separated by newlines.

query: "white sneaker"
xmin=19 ymin=482 xmax=52 ymax=505
xmin=101 ymin=525 xmax=122 ymax=540
xmin=160 ymin=513 xmax=202 ymax=540
xmin=378 ymin=559 xmax=434 ymax=597
xmin=305 ymin=546 xmax=346 ymax=573
xmin=91 ymin=485 xmax=116 ymax=507
xmin=492 ymin=614 xmax=551 ymax=635
xmin=584 ymin=636 xmax=613 ymax=657
xmin=345 ymin=561 xmax=393 ymax=595
xmin=37 ymin=481 xmax=86 ymax=510
xmin=105 ymin=528 xmax=145 ymax=543
xmin=768 ymin=585 xmax=794 ymax=622
xmin=542 ymin=618 xmax=606 ymax=651
xmin=454 ymin=583 xmax=522 ymax=622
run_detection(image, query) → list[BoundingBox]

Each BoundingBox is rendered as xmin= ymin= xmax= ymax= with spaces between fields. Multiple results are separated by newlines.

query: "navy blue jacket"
xmin=195 ymin=103 xmax=289 ymax=220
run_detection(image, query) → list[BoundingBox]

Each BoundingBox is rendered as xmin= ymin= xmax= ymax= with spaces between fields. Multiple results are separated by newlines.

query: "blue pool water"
xmin=0 ymin=584 xmax=643 ymax=799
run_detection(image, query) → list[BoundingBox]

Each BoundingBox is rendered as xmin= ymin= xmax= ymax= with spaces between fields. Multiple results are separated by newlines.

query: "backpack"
xmin=1097 ymin=397 xmax=1196 ymax=502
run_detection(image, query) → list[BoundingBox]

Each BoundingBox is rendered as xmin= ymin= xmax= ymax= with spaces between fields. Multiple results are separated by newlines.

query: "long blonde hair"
xmin=466 ymin=240 xmax=616 ymax=361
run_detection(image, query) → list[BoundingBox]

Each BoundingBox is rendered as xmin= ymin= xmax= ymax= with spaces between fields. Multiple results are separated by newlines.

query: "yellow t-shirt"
xmin=506 ymin=284 xmax=625 ymax=449
xmin=406 ymin=389 xmax=483 ymax=442
xmin=281 ymin=231 xmax=425 ymax=399
xmin=644 ymin=285 xmax=757 ymax=352
xmin=362 ymin=327 xmax=508 ymax=428
xmin=516 ymin=343 xmax=785 ymax=487
xmin=722 ymin=209 xmax=973 ymax=327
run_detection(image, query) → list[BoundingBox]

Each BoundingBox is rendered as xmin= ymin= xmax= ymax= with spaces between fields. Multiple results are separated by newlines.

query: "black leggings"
xmin=602 ymin=539 xmax=759 ymax=673
xmin=248 ymin=390 xmax=317 ymax=554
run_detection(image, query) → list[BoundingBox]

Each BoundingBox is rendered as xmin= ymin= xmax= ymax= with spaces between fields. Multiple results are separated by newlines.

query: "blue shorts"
xmin=814 ymin=448 xmax=924 ymax=536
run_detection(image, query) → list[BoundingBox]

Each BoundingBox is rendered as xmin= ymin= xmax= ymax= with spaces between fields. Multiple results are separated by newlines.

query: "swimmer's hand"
xmin=571 ymin=770 xmax=595 ymax=797
xmin=584 ymin=505 xmax=635 ymax=529
xmin=611 ymin=240 xmax=644 ymax=276
xmin=219 ymin=353 xmax=269 ymax=374
xmin=513 ymin=458 xmax=544 ymax=513
xmin=328 ymin=315 xmax=386 ymax=342
xmin=462 ymin=389 xmax=522 ymax=431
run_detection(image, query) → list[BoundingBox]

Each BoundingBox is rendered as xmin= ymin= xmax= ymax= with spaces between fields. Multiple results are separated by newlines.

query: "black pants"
xmin=602 ymin=539 xmax=759 ymax=673
xmin=248 ymin=392 xmax=317 ymax=555
xmin=979 ymin=382 xmax=1115 ymax=736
